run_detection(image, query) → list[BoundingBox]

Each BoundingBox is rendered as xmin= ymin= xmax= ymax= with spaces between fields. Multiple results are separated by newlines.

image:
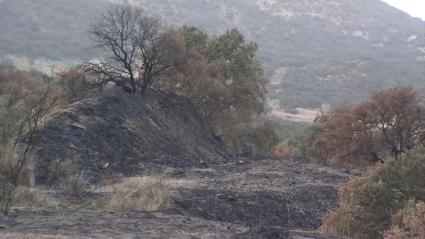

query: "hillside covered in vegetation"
xmin=1 ymin=0 xmax=424 ymax=109
xmin=1 ymin=2 xmax=425 ymax=239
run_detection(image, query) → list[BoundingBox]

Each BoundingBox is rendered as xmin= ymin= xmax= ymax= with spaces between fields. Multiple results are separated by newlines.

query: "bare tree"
xmin=86 ymin=5 xmax=180 ymax=95
xmin=0 ymin=71 xmax=58 ymax=214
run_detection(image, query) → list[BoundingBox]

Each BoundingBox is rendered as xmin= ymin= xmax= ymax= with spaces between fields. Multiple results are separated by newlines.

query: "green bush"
xmin=320 ymin=149 xmax=425 ymax=238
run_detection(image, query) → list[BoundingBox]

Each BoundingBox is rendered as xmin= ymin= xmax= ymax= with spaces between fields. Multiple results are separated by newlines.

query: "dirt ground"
xmin=0 ymin=159 xmax=350 ymax=239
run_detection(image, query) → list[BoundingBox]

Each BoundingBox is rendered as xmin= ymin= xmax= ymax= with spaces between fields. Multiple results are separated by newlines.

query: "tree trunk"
xmin=28 ymin=157 xmax=35 ymax=187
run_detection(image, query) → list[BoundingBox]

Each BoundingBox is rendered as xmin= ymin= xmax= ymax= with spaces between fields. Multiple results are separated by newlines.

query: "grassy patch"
xmin=99 ymin=176 xmax=185 ymax=213
xmin=13 ymin=186 xmax=58 ymax=208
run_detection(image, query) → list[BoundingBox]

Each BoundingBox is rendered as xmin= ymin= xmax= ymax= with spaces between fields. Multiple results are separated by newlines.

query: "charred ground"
xmin=1 ymin=89 xmax=350 ymax=238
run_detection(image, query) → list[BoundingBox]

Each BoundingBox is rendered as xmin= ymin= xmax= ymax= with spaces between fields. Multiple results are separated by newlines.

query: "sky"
xmin=382 ymin=0 xmax=425 ymax=20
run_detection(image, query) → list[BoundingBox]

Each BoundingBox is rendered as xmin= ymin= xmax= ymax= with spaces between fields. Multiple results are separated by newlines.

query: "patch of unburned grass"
xmin=13 ymin=186 xmax=58 ymax=209
xmin=98 ymin=176 xmax=188 ymax=212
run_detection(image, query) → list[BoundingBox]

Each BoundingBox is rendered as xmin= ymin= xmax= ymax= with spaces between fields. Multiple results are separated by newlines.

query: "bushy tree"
xmin=155 ymin=26 xmax=268 ymax=153
xmin=310 ymin=86 xmax=425 ymax=166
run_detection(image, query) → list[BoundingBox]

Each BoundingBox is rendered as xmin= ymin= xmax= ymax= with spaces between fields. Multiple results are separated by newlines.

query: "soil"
xmin=34 ymin=89 xmax=233 ymax=184
xmin=2 ymin=89 xmax=351 ymax=238
xmin=1 ymin=158 xmax=350 ymax=238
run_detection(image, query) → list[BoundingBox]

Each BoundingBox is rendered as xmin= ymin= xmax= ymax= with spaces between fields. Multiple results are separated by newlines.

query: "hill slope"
xmin=0 ymin=0 xmax=424 ymax=108
xmin=22 ymin=88 xmax=351 ymax=238
xmin=34 ymin=89 xmax=233 ymax=184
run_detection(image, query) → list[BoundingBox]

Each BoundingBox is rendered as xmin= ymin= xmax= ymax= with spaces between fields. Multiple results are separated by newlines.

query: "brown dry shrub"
xmin=256 ymin=120 xmax=281 ymax=155
xmin=273 ymin=142 xmax=299 ymax=159
xmin=56 ymin=68 xmax=94 ymax=105
xmin=384 ymin=200 xmax=425 ymax=239
xmin=46 ymin=158 xmax=91 ymax=198
xmin=100 ymin=176 xmax=175 ymax=212
xmin=320 ymin=150 xmax=425 ymax=239
xmin=64 ymin=174 xmax=91 ymax=199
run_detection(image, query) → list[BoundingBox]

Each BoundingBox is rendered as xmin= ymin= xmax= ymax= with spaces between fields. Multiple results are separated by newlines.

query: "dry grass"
xmin=13 ymin=186 xmax=58 ymax=208
xmin=63 ymin=174 xmax=91 ymax=198
xmin=99 ymin=176 xmax=185 ymax=212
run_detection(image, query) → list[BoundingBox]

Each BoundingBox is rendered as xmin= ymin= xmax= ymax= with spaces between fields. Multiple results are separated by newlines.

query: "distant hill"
xmin=1 ymin=0 xmax=424 ymax=109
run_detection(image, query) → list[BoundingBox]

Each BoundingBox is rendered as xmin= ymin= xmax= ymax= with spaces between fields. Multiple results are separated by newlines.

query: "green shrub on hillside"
xmin=384 ymin=200 xmax=425 ymax=239
xmin=320 ymin=149 xmax=425 ymax=238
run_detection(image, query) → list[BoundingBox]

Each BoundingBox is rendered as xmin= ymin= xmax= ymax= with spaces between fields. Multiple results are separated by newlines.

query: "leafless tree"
xmin=0 ymin=72 xmax=58 ymax=214
xmin=85 ymin=5 xmax=180 ymax=95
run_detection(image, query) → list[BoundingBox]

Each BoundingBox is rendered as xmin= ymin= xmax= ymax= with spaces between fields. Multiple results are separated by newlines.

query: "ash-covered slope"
xmin=4 ymin=158 xmax=350 ymax=239
xmin=34 ymin=89 xmax=233 ymax=183
xmin=1 ymin=0 xmax=424 ymax=108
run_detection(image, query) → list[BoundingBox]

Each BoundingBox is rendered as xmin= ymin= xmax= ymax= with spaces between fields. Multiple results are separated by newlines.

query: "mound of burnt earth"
xmin=34 ymin=88 xmax=233 ymax=184
xmin=173 ymin=159 xmax=351 ymax=231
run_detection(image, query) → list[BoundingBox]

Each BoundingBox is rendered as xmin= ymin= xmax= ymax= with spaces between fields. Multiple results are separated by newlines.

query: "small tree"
xmin=0 ymin=69 xmax=57 ymax=214
xmin=365 ymin=87 xmax=425 ymax=158
xmin=86 ymin=5 xmax=182 ymax=95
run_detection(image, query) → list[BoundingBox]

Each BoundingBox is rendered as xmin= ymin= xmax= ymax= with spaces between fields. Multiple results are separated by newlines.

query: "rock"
xmin=199 ymin=160 xmax=209 ymax=168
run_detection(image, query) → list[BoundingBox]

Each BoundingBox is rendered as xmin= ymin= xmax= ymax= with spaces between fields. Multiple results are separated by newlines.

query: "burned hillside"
xmin=34 ymin=88 xmax=234 ymax=184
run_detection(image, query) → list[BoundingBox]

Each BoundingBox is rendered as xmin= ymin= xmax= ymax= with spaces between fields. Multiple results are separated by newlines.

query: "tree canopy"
xmin=84 ymin=6 xmax=269 ymax=154
xmin=309 ymin=86 xmax=425 ymax=166
xmin=154 ymin=26 xmax=268 ymax=153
